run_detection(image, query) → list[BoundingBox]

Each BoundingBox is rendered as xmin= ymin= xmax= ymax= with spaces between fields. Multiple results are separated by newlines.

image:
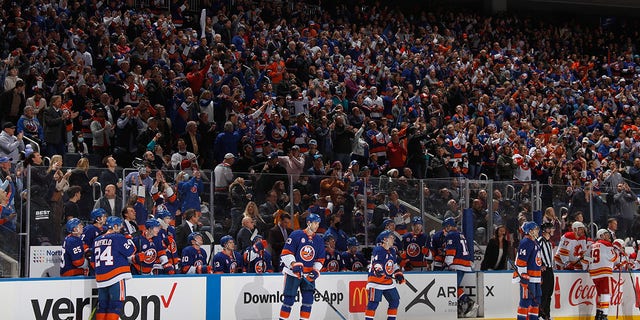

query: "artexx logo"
xmin=31 ymin=282 xmax=178 ymax=320
xmin=405 ymin=278 xmax=457 ymax=312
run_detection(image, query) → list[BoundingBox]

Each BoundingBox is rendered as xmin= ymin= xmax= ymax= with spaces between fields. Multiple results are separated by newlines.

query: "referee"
xmin=537 ymin=222 xmax=555 ymax=320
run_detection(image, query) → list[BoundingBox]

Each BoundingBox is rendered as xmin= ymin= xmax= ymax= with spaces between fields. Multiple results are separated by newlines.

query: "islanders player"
xmin=244 ymin=235 xmax=273 ymax=274
xmin=341 ymin=237 xmax=366 ymax=271
xmin=401 ymin=217 xmax=431 ymax=270
xmin=430 ymin=217 xmax=454 ymax=270
xmin=322 ymin=233 xmax=345 ymax=272
xmin=61 ymin=218 xmax=88 ymax=277
xmin=130 ymin=219 xmax=175 ymax=275
xmin=514 ymin=222 xmax=542 ymax=320
xmin=365 ymin=230 xmax=405 ymax=320
xmin=94 ymin=216 xmax=135 ymax=320
xmin=213 ymin=235 xmax=245 ymax=273
xmin=180 ymin=232 xmax=213 ymax=274
xmin=279 ymin=213 xmax=326 ymax=320
xmin=444 ymin=216 xmax=477 ymax=317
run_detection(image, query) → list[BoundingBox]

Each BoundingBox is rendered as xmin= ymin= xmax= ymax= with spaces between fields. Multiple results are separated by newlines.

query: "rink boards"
xmin=2 ymin=271 xmax=640 ymax=319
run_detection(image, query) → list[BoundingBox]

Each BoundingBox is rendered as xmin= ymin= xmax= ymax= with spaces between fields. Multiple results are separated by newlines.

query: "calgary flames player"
xmin=554 ymin=221 xmax=588 ymax=270
xmin=588 ymin=229 xmax=622 ymax=320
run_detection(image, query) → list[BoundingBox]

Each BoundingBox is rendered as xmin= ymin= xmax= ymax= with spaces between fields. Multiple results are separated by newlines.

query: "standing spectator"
xmin=175 ymin=209 xmax=201 ymax=255
xmin=480 ymin=225 xmax=510 ymax=270
xmin=278 ymin=145 xmax=305 ymax=182
xmin=496 ymin=145 xmax=517 ymax=181
xmin=538 ymin=222 xmax=556 ymax=320
xmin=99 ymin=156 xmax=122 ymax=193
xmin=63 ymin=186 xmax=82 ymax=221
xmin=69 ymin=157 xmax=99 ymax=216
xmin=94 ymin=184 xmax=123 ymax=217
xmin=170 ymin=138 xmax=197 ymax=169
xmin=115 ymin=105 xmax=146 ymax=165
xmin=237 ymin=216 xmax=258 ymax=253
xmin=0 ymin=122 xmax=24 ymax=164
xmin=229 ymin=177 xmax=250 ymax=237
xmin=542 ymin=207 xmax=562 ymax=246
xmin=43 ymin=95 xmax=69 ymax=157
xmin=254 ymin=152 xmax=288 ymax=204
xmin=90 ymin=108 xmax=114 ymax=158
xmin=386 ymin=128 xmax=407 ymax=170
xmin=214 ymin=153 xmax=235 ymax=222
xmin=214 ymin=121 xmax=241 ymax=163
xmin=331 ymin=115 xmax=355 ymax=168
xmin=614 ymin=182 xmax=637 ymax=239
xmin=178 ymin=169 xmax=204 ymax=216
xmin=268 ymin=213 xmax=293 ymax=272
xmin=0 ymin=79 xmax=26 ymax=124
xmin=16 ymin=105 xmax=44 ymax=145
xmin=93 ymin=216 xmax=135 ymax=320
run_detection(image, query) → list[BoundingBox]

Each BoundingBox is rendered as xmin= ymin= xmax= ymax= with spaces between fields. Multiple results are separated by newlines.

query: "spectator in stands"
xmin=94 ymin=184 xmax=122 ymax=217
xmin=90 ymin=107 xmax=114 ymax=158
xmin=16 ymin=106 xmax=44 ymax=145
xmin=99 ymin=156 xmax=121 ymax=193
xmin=214 ymin=121 xmax=241 ymax=163
xmin=237 ymin=216 xmax=257 ymax=253
xmin=614 ymin=182 xmax=637 ymax=239
xmin=0 ymin=79 xmax=26 ymax=124
xmin=63 ymin=186 xmax=82 ymax=221
xmin=175 ymin=209 xmax=201 ymax=255
xmin=171 ymin=138 xmax=197 ymax=170
xmin=0 ymin=122 xmax=24 ymax=164
xmin=480 ymin=225 xmax=509 ymax=270
xmin=268 ymin=213 xmax=293 ymax=272
xmin=43 ymin=95 xmax=69 ymax=157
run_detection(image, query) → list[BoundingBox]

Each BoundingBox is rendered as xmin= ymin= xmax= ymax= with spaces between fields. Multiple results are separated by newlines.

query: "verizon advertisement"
xmin=220 ymin=273 xmax=457 ymax=319
xmin=0 ymin=277 xmax=206 ymax=320
xmin=484 ymin=271 xmax=640 ymax=319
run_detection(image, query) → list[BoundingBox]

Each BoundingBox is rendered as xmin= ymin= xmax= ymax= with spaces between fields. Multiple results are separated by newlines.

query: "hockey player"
xmin=341 ymin=237 xmax=366 ymax=271
xmin=131 ymin=219 xmax=175 ymax=275
xmin=430 ymin=217 xmax=454 ymax=270
xmin=365 ymin=230 xmax=405 ymax=320
xmin=444 ymin=216 xmax=476 ymax=318
xmin=61 ymin=218 xmax=88 ymax=276
xmin=244 ymin=235 xmax=273 ymax=273
xmin=279 ymin=213 xmax=326 ymax=320
xmin=554 ymin=221 xmax=589 ymax=270
xmin=589 ymin=229 xmax=619 ymax=320
xmin=514 ymin=221 xmax=542 ymax=320
xmin=180 ymin=232 xmax=212 ymax=274
xmin=94 ymin=216 xmax=135 ymax=320
xmin=322 ymin=233 xmax=345 ymax=272
xmin=402 ymin=216 xmax=431 ymax=270
xmin=82 ymin=208 xmax=108 ymax=274
xmin=213 ymin=235 xmax=245 ymax=273
xmin=156 ymin=210 xmax=180 ymax=271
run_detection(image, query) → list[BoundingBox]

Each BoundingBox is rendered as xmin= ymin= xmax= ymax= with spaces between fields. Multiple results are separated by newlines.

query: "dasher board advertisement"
xmin=0 ymin=276 xmax=207 ymax=320
xmin=219 ymin=272 xmax=457 ymax=320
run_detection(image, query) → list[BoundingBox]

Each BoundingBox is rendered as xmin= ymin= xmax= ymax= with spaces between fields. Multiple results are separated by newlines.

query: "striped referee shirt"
xmin=537 ymin=236 xmax=554 ymax=268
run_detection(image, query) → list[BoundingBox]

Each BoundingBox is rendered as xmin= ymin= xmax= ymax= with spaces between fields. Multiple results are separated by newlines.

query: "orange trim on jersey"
xmin=452 ymin=258 xmax=472 ymax=267
xmin=589 ymin=267 xmax=613 ymax=277
xmin=61 ymin=269 xmax=85 ymax=277
xmin=368 ymin=275 xmax=393 ymax=285
xmin=95 ymin=266 xmax=131 ymax=283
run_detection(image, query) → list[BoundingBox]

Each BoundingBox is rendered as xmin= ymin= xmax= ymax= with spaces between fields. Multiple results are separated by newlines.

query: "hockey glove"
xmin=306 ymin=269 xmax=320 ymax=282
xmin=394 ymin=271 xmax=405 ymax=284
xmin=164 ymin=264 xmax=176 ymax=275
xmin=373 ymin=264 xmax=384 ymax=277
xmin=520 ymin=273 xmax=530 ymax=285
xmin=291 ymin=262 xmax=304 ymax=278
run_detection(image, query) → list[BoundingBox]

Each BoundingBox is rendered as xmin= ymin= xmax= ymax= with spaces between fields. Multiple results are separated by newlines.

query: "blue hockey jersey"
xmin=61 ymin=235 xmax=87 ymax=277
xmin=402 ymin=232 xmax=430 ymax=268
xmin=367 ymin=245 xmax=399 ymax=290
xmin=429 ymin=229 xmax=447 ymax=268
xmin=213 ymin=250 xmax=244 ymax=273
xmin=131 ymin=234 xmax=168 ymax=274
xmin=180 ymin=246 xmax=209 ymax=274
xmin=514 ymin=235 xmax=542 ymax=283
xmin=322 ymin=248 xmax=345 ymax=272
xmin=281 ymin=229 xmax=326 ymax=276
xmin=444 ymin=230 xmax=473 ymax=271
xmin=341 ymin=251 xmax=366 ymax=271
xmin=94 ymin=232 xmax=135 ymax=288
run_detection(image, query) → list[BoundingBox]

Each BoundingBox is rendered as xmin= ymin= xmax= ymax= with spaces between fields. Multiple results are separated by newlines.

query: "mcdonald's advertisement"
xmin=483 ymin=271 xmax=640 ymax=319
xmin=219 ymin=272 xmax=458 ymax=319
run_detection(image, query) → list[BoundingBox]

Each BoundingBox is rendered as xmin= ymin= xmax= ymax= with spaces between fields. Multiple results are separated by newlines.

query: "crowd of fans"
xmin=1 ymin=0 xmax=640 ymax=278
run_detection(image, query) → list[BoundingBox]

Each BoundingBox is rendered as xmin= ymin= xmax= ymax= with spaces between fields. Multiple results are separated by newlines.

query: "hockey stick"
xmin=89 ymin=304 xmax=97 ymax=320
xmin=302 ymin=276 xmax=347 ymax=320
xmin=508 ymin=259 xmax=539 ymax=305
xmin=617 ymin=264 xmax=622 ymax=320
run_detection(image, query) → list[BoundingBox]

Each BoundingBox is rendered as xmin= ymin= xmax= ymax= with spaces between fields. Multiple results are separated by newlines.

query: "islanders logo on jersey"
xmin=191 ymin=185 xmax=198 ymax=193
xmin=143 ymin=248 xmax=158 ymax=264
xmin=352 ymin=261 xmax=364 ymax=271
xmin=300 ymin=245 xmax=316 ymax=262
xmin=326 ymin=259 xmax=340 ymax=272
xmin=254 ymin=259 xmax=267 ymax=273
xmin=384 ymin=259 xmax=395 ymax=275
xmin=406 ymin=243 xmax=421 ymax=258
xmin=229 ymin=261 xmax=238 ymax=273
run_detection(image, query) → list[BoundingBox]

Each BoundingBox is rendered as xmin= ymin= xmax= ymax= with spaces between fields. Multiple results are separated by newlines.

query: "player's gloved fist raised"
xmin=306 ymin=269 xmax=320 ymax=282
xmin=373 ymin=264 xmax=384 ymax=277
xmin=394 ymin=271 xmax=405 ymax=284
xmin=291 ymin=262 xmax=304 ymax=278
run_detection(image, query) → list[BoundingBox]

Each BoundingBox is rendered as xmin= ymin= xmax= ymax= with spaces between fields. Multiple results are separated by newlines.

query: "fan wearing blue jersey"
xmin=443 ymin=217 xmax=477 ymax=318
xmin=365 ymin=230 xmax=405 ymax=320
xmin=213 ymin=235 xmax=245 ymax=273
xmin=279 ymin=213 xmax=326 ymax=320
xmin=82 ymin=208 xmax=108 ymax=274
xmin=94 ymin=216 xmax=135 ymax=320
xmin=514 ymin=222 xmax=542 ymax=320
xmin=180 ymin=232 xmax=213 ymax=274
xmin=341 ymin=237 xmax=366 ymax=271
xmin=61 ymin=218 xmax=89 ymax=276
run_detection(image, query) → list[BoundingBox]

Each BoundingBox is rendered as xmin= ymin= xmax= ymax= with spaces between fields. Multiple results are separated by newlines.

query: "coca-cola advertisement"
xmin=483 ymin=271 xmax=640 ymax=319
